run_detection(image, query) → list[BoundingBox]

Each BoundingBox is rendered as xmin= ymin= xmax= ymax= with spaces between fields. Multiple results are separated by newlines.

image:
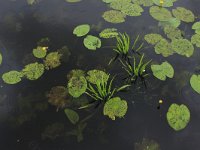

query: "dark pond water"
xmin=0 ymin=0 xmax=200 ymax=150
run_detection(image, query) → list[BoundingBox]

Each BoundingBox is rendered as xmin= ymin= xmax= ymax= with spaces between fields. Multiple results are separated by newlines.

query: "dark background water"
xmin=0 ymin=0 xmax=200 ymax=149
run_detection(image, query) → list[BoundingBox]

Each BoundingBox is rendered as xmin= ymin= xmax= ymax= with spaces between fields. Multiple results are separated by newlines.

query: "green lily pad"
xmin=83 ymin=35 xmax=101 ymax=50
xmin=159 ymin=18 xmax=181 ymax=28
xmin=154 ymin=39 xmax=174 ymax=57
xmin=144 ymin=33 xmax=163 ymax=45
xmin=102 ymin=10 xmax=126 ymax=24
xmin=192 ymin=22 xmax=200 ymax=35
xmin=99 ymin=28 xmax=119 ymax=38
xmin=73 ymin=24 xmax=90 ymax=37
xmin=102 ymin=0 xmax=116 ymax=3
xmin=151 ymin=61 xmax=174 ymax=81
xmin=167 ymin=103 xmax=190 ymax=131
xmin=64 ymin=108 xmax=79 ymax=125
xmin=132 ymin=0 xmax=154 ymax=7
xmin=152 ymin=0 xmax=177 ymax=7
xmin=110 ymin=0 xmax=131 ymax=10
xmin=67 ymin=69 xmax=85 ymax=80
xmin=163 ymin=25 xmax=183 ymax=40
xmin=121 ymin=3 xmax=144 ymax=16
xmin=33 ymin=46 xmax=47 ymax=58
xmin=66 ymin=0 xmax=81 ymax=2
xmin=0 ymin=53 xmax=2 ymax=65
xmin=171 ymin=39 xmax=194 ymax=57
xmin=172 ymin=7 xmax=195 ymax=23
xmin=68 ymin=76 xmax=87 ymax=98
xmin=86 ymin=69 xmax=109 ymax=84
xmin=190 ymin=74 xmax=200 ymax=94
xmin=191 ymin=34 xmax=200 ymax=48
xmin=2 ymin=70 xmax=23 ymax=84
xmin=44 ymin=52 xmax=62 ymax=70
xmin=149 ymin=6 xmax=173 ymax=21
xmin=22 ymin=62 xmax=45 ymax=80
xmin=103 ymin=97 xmax=128 ymax=120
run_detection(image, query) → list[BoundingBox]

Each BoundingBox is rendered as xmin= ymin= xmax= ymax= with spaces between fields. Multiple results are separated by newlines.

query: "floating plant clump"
xmin=2 ymin=70 xmax=23 ymax=84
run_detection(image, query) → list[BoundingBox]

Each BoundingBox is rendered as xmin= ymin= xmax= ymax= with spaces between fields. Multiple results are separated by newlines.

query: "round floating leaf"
xmin=68 ymin=76 xmax=87 ymax=98
xmin=144 ymin=33 xmax=163 ymax=45
xmin=110 ymin=0 xmax=131 ymax=11
xmin=99 ymin=28 xmax=118 ymax=38
xmin=73 ymin=24 xmax=90 ymax=37
xmin=102 ymin=0 xmax=116 ymax=3
xmin=132 ymin=0 xmax=154 ymax=7
xmin=66 ymin=0 xmax=81 ymax=2
xmin=102 ymin=10 xmax=126 ymax=24
xmin=192 ymin=22 xmax=200 ymax=35
xmin=171 ymin=39 xmax=194 ymax=57
xmin=154 ymin=39 xmax=174 ymax=57
xmin=149 ymin=6 xmax=173 ymax=21
xmin=0 ymin=53 xmax=2 ymax=65
xmin=2 ymin=71 xmax=23 ymax=84
xmin=153 ymin=0 xmax=177 ymax=7
xmin=83 ymin=35 xmax=101 ymax=50
xmin=67 ymin=69 xmax=85 ymax=80
xmin=167 ymin=103 xmax=190 ymax=131
xmin=103 ymin=97 xmax=128 ymax=120
xmin=163 ymin=25 xmax=183 ymax=40
xmin=64 ymin=108 xmax=79 ymax=125
xmin=151 ymin=61 xmax=174 ymax=81
xmin=33 ymin=46 xmax=47 ymax=58
xmin=44 ymin=52 xmax=62 ymax=70
xmin=172 ymin=7 xmax=195 ymax=23
xmin=159 ymin=18 xmax=181 ymax=28
xmin=86 ymin=70 xmax=109 ymax=84
xmin=22 ymin=62 xmax=45 ymax=80
xmin=121 ymin=3 xmax=144 ymax=16
xmin=190 ymin=74 xmax=200 ymax=94
xmin=191 ymin=34 xmax=200 ymax=48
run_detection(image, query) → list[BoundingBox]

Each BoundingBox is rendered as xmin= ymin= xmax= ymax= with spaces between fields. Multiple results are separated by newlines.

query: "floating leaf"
xmin=154 ymin=39 xmax=174 ymax=57
xmin=102 ymin=10 xmax=126 ymax=24
xmin=2 ymin=71 xmax=23 ymax=84
xmin=67 ymin=69 xmax=85 ymax=80
xmin=22 ymin=62 xmax=45 ymax=80
xmin=159 ymin=18 xmax=181 ymax=28
xmin=64 ymin=108 xmax=79 ymax=124
xmin=144 ymin=33 xmax=163 ymax=45
xmin=68 ymin=76 xmax=87 ymax=98
xmin=167 ymin=103 xmax=190 ymax=131
xmin=121 ymin=3 xmax=144 ymax=16
xmin=132 ymin=0 xmax=154 ymax=7
xmin=103 ymin=97 xmax=128 ymax=120
xmin=190 ymin=74 xmax=200 ymax=94
xmin=0 ymin=53 xmax=2 ymax=65
xmin=110 ymin=0 xmax=131 ymax=10
xmin=83 ymin=35 xmax=101 ymax=50
xmin=151 ymin=61 xmax=174 ymax=81
xmin=191 ymin=34 xmax=200 ymax=48
xmin=27 ymin=0 xmax=37 ymax=5
xmin=149 ymin=6 xmax=173 ymax=21
xmin=86 ymin=70 xmax=109 ymax=84
xmin=192 ymin=22 xmax=200 ymax=35
xmin=163 ymin=25 xmax=183 ymax=40
xmin=153 ymin=0 xmax=177 ymax=7
xmin=172 ymin=7 xmax=195 ymax=23
xmin=37 ymin=37 xmax=50 ymax=47
xmin=66 ymin=0 xmax=81 ymax=2
xmin=102 ymin=0 xmax=116 ymax=3
xmin=99 ymin=28 xmax=119 ymax=38
xmin=134 ymin=138 xmax=160 ymax=150
xmin=73 ymin=24 xmax=90 ymax=37
xmin=171 ymin=39 xmax=194 ymax=57
xmin=32 ymin=46 xmax=47 ymax=58
xmin=44 ymin=52 xmax=62 ymax=70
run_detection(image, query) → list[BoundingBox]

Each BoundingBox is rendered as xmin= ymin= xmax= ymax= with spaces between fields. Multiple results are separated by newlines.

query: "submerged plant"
xmin=134 ymin=138 xmax=160 ymax=150
xmin=119 ymin=54 xmax=151 ymax=86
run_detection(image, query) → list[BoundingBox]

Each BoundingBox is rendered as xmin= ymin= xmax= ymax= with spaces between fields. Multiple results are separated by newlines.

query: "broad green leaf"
xmin=32 ymin=46 xmax=47 ymax=58
xmin=102 ymin=10 xmax=126 ymax=24
xmin=172 ymin=7 xmax=195 ymax=23
xmin=99 ymin=28 xmax=118 ymax=38
xmin=44 ymin=52 xmax=62 ymax=70
xmin=190 ymin=74 xmax=200 ymax=94
xmin=149 ymin=6 xmax=173 ymax=21
xmin=153 ymin=0 xmax=177 ymax=7
xmin=2 ymin=70 xmax=23 ymax=84
xmin=0 ymin=53 xmax=2 ymax=65
xmin=132 ymin=0 xmax=154 ymax=7
xmin=192 ymin=22 xmax=200 ymax=35
xmin=83 ymin=35 xmax=101 ymax=50
xmin=144 ymin=33 xmax=163 ymax=45
xmin=64 ymin=108 xmax=79 ymax=124
xmin=171 ymin=39 xmax=194 ymax=57
xmin=73 ymin=24 xmax=90 ymax=37
xmin=163 ymin=25 xmax=183 ymax=40
xmin=103 ymin=97 xmax=128 ymax=120
xmin=151 ymin=61 xmax=174 ymax=81
xmin=159 ymin=18 xmax=181 ymax=28
xmin=154 ymin=39 xmax=174 ymax=57
xmin=121 ymin=3 xmax=144 ymax=16
xmin=68 ymin=76 xmax=87 ymax=98
xmin=110 ymin=0 xmax=131 ymax=10
xmin=86 ymin=70 xmax=109 ymax=84
xmin=191 ymin=34 xmax=200 ymax=48
xmin=66 ymin=0 xmax=81 ymax=2
xmin=167 ymin=103 xmax=190 ymax=131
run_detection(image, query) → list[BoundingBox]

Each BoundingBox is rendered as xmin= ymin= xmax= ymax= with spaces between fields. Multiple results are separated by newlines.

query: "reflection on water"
xmin=0 ymin=0 xmax=200 ymax=150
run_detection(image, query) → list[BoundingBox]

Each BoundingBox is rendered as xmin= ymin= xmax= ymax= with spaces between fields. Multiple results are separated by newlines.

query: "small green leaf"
xmin=149 ymin=6 xmax=173 ymax=21
xmin=64 ymin=108 xmax=79 ymax=124
xmin=172 ymin=7 xmax=195 ymax=23
xmin=73 ymin=24 xmax=90 ymax=37
xmin=144 ymin=33 xmax=163 ymax=45
xmin=83 ymin=35 xmax=101 ymax=50
xmin=99 ymin=28 xmax=119 ymax=38
xmin=2 ymin=70 xmax=23 ymax=84
xmin=190 ymin=74 xmax=200 ymax=94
